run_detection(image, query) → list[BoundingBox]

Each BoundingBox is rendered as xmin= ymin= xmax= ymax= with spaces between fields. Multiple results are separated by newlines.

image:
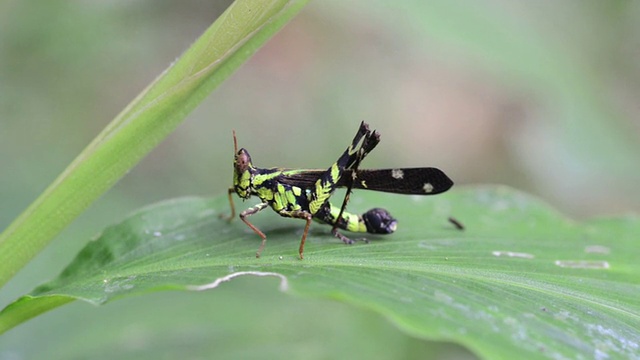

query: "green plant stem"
xmin=0 ymin=0 xmax=309 ymax=289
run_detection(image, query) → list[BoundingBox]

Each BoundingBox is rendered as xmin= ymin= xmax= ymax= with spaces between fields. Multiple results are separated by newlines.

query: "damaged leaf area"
xmin=1 ymin=187 xmax=638 ymax=359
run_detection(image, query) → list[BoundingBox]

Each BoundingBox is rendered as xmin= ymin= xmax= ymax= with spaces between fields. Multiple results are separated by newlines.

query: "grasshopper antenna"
xmin=233 ymin=130 xmax=238 ymax=153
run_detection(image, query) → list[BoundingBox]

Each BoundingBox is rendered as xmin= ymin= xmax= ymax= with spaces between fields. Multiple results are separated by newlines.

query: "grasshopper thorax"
xmin=233 ymin=148 xmax=254 ymax=199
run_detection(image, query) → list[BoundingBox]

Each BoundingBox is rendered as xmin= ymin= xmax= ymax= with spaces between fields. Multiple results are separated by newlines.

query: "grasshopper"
xmin=222 ymin=122 xmax=455 ymax=259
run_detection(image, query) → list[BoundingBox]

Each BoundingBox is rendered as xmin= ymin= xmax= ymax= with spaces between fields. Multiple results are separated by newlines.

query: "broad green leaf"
xmin=1 ymin=186 xmax=638 ymax=359
xmin=0 ymin=0 xmax=309 ymax=288
xmin=0 ymin=280 xmax=475 ymax=359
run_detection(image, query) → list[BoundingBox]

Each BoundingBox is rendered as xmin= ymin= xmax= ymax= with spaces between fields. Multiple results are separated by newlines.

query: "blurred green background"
xmin=1 ymin=0 xmax=639 ymax=358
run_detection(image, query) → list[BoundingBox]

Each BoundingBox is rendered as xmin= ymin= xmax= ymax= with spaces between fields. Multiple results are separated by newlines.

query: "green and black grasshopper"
xmin=222 ymin=121 xmax=455 ymax=259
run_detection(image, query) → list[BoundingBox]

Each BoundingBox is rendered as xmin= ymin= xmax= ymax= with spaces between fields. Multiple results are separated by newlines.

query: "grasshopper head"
xmin=232 ymin=130 xmax=253 ymax=199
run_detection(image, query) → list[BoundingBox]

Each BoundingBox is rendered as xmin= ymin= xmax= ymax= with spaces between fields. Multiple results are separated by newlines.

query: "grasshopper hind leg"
xmin=331 ymin=228 xmax=358 ymax=245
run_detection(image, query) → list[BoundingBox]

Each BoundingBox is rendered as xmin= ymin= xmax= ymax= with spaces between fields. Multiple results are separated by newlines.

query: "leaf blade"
xmin=2 ymin=186 xmax=638 ymax=359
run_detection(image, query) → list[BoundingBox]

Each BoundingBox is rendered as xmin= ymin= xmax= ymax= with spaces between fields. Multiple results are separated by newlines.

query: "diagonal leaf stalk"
xmin=0 ymin=0 xmax=309 ymax=289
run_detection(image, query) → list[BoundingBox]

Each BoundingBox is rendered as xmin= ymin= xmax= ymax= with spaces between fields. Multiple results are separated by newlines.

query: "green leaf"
xmin=0 ymin=0 xmax=309 ymax=289
xmin=2 ymin=186 xmax=638 ymax=359
xmin=0 ymin=280 xmax=474 ymax=359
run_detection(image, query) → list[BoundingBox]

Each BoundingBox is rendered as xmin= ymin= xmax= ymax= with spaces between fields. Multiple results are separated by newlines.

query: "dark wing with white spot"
xmin=342 ymin=168 xmax=453 ymax=195
xmin=278 ymin=167 xmax=453 ymax=195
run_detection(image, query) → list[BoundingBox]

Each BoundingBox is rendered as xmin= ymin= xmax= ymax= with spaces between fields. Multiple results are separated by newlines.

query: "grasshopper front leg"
xmin=219 ymin=187 xmax=237 ymax=222
xmin=238 ymin=202 xmax=269 ymax=258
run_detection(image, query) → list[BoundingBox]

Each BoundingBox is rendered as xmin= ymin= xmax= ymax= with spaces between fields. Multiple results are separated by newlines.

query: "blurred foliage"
xmin=1 ymin=0 xmax=639 ymax=359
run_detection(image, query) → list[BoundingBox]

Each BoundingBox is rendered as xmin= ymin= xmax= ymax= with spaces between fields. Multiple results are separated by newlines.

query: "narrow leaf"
xmin=0 ymin=0 xmax=309 ymax=288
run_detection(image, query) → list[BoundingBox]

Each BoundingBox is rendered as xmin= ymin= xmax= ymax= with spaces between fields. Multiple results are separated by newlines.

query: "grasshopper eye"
xmin=235 ymin=148 xmax=252 ymax=173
